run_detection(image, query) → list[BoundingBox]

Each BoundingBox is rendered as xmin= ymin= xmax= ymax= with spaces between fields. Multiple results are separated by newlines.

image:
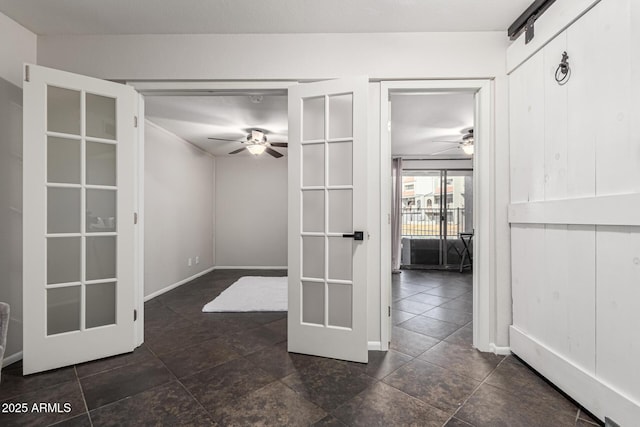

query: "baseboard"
xmin=213 ymin=266 xmax=288 ymax=270
xmin=3 ymin=351 xmax=23 ymax=367
xmin=144 ymin=266 xmax=215 ymax=302
xmin=489 ymin=343 xmax=511 ymax=355
xmin=510 ymin=326 xmax=640 ymax=426
xmin=368 ymin=341 xmax=382 ymax=351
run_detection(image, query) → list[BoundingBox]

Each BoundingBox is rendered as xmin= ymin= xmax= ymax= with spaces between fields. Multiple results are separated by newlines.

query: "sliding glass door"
xmin=400 ymin=169 xmax=472 ymax=269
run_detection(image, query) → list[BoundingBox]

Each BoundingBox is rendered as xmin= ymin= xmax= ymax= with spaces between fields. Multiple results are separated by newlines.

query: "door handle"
xmin=343 ymin=231 xmax=364 ymax=241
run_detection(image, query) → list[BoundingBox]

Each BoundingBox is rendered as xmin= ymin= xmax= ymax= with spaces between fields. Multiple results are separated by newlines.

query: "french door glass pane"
xmin=328 ymin=189 xmax=352 ymax=233
xmin=327 ymin=141 xmax=352 ymax=185
xmin=328 ymin=237 xmax=352 ymax=281
xmin=86 ymin=142 xmax=116 ymax=186
xmin=86 ymin=236 xmax=116 ymax=281
xmin=86 ymin=282 xmax=116 ymax=328
xmin=47 ymin=86 xmax=80 ymax=135
xmin=302 ymin=144 xmax=324 ymax=187
xmin=47 ymin=237 xmax=81 ymax=284
xmin=302 ymin=236 xmax=324 ymax=279
xmin=47 ymin=136 xmax=80 ymax=184
xmin=47 ymin=187 xmax=81 ymax=233
xmin=302 ymin=190 xmax=324 ymax=232
xmin=47 ymin=286 xmax=81 ymax=335
xmin=86 ymin=189 xmax=117 ymax=232
xmin=302 ymin=281 xmax=324 ymax=325
xmin=328 ymin=283 xmax=352 ymax=328
xmin=302 ymin=97 xmax=325 ymax=141
xmin=328 ymin=94 xmax=353 ymax=139
xmin=86 ymin=93 xmax=116 ymax=140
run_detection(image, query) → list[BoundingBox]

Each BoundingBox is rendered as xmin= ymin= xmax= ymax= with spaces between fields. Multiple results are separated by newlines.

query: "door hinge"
xmin=134 ymin=212 xmax=138 ymax=224
xmin=134 ymin=116 xmax=139 ymax=128
xmin=388 ymin=306 xmax=391 ymax=317
xmin=24 ymin=65 xmax=30 ymax=82
xmin=134 ymin=309 xmax=137 ymax=321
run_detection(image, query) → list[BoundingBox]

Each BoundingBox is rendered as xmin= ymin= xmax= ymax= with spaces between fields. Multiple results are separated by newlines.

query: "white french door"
xmin=23 ymin=64 xmax=138 ymax=375
xmin=287 ymin=77 xmax=369 ymax=363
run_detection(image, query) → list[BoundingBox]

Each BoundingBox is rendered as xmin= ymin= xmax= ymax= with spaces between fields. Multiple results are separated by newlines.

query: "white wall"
xmin=0 ymin=12 xmax=36 ymax=87
xmin=37 ymin=32 xmax=506 ymax=81
xmin=214 ymin=156 xmax=287 ymax=268
xmin=144 ymin=121 xmax=215 ymax=297
xmin=0 ymin=12 xmax=36 ymax=365
xmin=35 ymin=30 xmax=512 ymax=349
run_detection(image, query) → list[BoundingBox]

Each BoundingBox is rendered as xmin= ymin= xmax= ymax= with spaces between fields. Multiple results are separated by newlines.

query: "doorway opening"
xmin=387 ymin=90 xmax=475 ymax=353
xmin=380 ymin=80 xmax=493 ymax=353
xmin=132 ymin=83 xmax=292 ymax=358
xmin=134 ymin=78 xmax=371 ymax=363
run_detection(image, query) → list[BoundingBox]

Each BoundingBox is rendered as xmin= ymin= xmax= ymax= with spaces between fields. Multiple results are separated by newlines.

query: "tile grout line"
xmin=275 ymin=378 xmax=328 ymax=422
xmin=74 ymin=366 xmax=94 ymax=427
xmin=374 ymin=375 xmax=460 ymax=424
xmin=78 ymin=345 xmax=180 ymax=416
xmin=175 ymin=378 xmax=219 ymax=425
xmin=441 ymin=353 xmax=511 ymax=426
xmin=80 ymin=379 xmax=182 ymax=422
xmin=74 ymin=348 xmax=151 ymax=381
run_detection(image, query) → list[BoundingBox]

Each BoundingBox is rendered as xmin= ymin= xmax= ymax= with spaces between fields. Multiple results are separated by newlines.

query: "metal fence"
xmin=401 ymin=208 xmax=466 ymax=238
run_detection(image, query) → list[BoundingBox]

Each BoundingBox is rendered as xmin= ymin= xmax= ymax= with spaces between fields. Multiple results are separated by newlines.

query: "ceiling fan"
xmin=208 ymin=129 xmax=288 ymax=158
xmin=429 ymin=127 xmax=474 ymax=156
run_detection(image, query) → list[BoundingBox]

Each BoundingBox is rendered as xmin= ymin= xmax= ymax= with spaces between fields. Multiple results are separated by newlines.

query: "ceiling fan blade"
xmin=265 ymin=147 xmax=284 ymax=158
xmin=209 ymin=137 xmax=243 ymax=143
xmin=228 ymin=148 xmax=246 ymax=155
xmin=429 ymin=146 xmax=459 ymax=156
xmin=269 ymin=142 xmax=288 ymax=148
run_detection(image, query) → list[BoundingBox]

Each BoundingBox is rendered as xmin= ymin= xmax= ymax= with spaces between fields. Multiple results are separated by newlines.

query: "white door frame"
xmin=133 ymin=92 xmax=145 ymax=346
xmin=379 ymin=79 xmax=494 ymax=352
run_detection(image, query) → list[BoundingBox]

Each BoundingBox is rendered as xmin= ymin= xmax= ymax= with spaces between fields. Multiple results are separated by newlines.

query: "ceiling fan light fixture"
xmin=250 ymin=130 xmax=266 ymax=143
xmin=462 ymin=143 xmax=474 ymax=155
xmin=247 ymin=144 xmax=267 ymax=155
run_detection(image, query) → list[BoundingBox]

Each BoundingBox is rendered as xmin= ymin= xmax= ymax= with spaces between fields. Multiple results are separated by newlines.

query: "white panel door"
xmin=288 ymin=77 xmax=368 ymax=363
xmin=23 ymin=64 xmax=137 ymax=374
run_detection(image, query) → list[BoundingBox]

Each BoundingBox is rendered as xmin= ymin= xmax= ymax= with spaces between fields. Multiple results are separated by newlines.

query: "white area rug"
xmin=202 ymin=276 xmax=287 ymax=312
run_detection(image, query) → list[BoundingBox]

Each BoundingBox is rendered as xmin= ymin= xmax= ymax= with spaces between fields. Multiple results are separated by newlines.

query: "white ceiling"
xmin=145 ymin=92 xmax=473 ymax=158
xmin=391 ymin=93 xmax=474 ymax=158
xmin=145 ymin=95 xmax=288 ymax=157
xmin=0 ymin=0 xmax=531 ymax=35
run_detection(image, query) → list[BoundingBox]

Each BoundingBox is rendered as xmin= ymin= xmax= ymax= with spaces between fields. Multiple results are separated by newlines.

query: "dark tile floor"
xmin=0 ymin=269 xmax=603 ymax=426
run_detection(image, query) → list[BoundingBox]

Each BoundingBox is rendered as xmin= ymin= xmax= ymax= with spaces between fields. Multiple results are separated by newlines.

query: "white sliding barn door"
xmin=23 ymin=64 xmax=138 ymax=375
xmin=287 ymin=77 xmax=369 ymax=363
xmin=508 ymin=0 xmax=640 ymax=423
